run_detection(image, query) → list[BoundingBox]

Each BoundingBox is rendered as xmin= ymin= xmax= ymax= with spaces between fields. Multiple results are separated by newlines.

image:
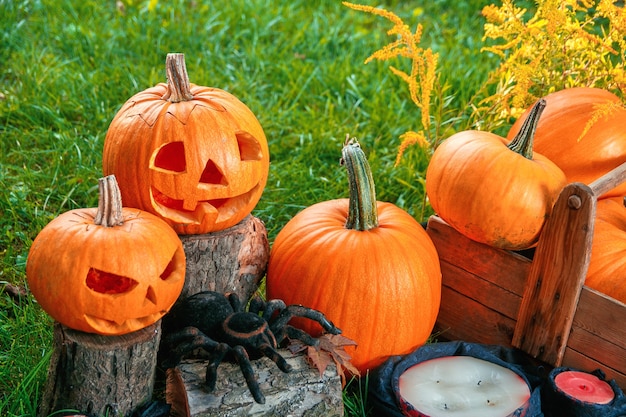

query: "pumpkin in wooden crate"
xmin=266 ymin=136 xmax=442 ymax=373
xmin=26 ymin=175 xmax=186 ymax=335
xmin=102 ymin=53 xmax=269 ymax=234
xmin=585 ymin=197 xmax=626 ymax=304
xmin=507 ymin=87 xmax=626 ymax=199
xmin=425 ymin=99 xmax=567 ymax=250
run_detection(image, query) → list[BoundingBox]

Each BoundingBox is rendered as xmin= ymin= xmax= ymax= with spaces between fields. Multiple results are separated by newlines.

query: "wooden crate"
xmin=426 ymin=162 xmax=626 ymax=389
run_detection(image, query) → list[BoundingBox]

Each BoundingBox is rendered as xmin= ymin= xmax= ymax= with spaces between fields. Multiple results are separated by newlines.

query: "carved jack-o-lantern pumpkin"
xmin=26 ymin=175 xmax=186 ymax=335
xmin=102 ymin=53 xmax=270 ymax=234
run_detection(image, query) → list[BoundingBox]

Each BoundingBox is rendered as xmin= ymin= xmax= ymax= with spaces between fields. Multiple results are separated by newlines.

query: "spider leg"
xmin=232 ymin=345 xmax=266 ymax=404
xmin=161 ymin=326 xmax=221 ymax=368
xmin=226 ymin=292 xmax=243 ymax=312
xmin=258 ymin=343 xmax=292 ymax=372
xmin=281 ymin=325 xmax=322 ymax=346
xmin=205 ymin=342 xmax=229 ymax=391
xmin=270 ymin=305 xmax=342 ymax=340
xmin=260 ymin=299 xmax=287 ymax=321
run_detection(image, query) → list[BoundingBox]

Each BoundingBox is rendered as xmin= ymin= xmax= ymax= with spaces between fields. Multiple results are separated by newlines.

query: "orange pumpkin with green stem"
xmin=26 ymin=175 xmax=186 ymax=335
xmin=102 ymin=53 xmax=269 ymax=234
xmin=266 ymin=136 xmax=442 ymax=373
xmin=507 ymin=88 xmax=626 ymax=199
xmin=425 ymin=99 xmax=567 ymax=250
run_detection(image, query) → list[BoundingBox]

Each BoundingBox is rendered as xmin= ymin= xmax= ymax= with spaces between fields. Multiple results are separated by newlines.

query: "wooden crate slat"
xmin=574 ymin=287 xmax=626 ymax=348
xmin=562 ymin=348 xmax=626 ymax=390
xmin=440 ymin=262 xmax=521 ymax=320
xmin=435 ymin=284 xmax=516 ymax=347
xmin=427 ymin=216 xmax=531 ymax=295
xmin=566 ymin=325 xmax=626 ymax=376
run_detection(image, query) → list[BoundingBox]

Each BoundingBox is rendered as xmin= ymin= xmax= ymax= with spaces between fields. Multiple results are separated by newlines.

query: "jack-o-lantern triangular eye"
xmin=86 ymin=268 xmax=138 ymax=294
xmin=236 ymin=131 xmax=263 ymax=161
xmin=154 ymin=142 xmax=186 ymax=172
xmin=160 ymin=255 xmax=179 ymax=281
xmin=200 ymin=159 xmax=228 ymax=185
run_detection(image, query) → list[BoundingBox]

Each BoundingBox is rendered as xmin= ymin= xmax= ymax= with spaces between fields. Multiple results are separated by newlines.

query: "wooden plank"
xmin=562 ymin=348 xmax=626 ymax=390
xmin=573 ymin=287 xmax=626 ymax=348
xmin=512 ymin=183 xmax=596 ymax=366
xmin=427 ymin=216 xmax=531 ymax=295
xmin=435 ymin=284 xmax=516 ymax=347
xmin=440 ymin=261 xmax=521 ymax=320
xmin=566 ymin=326 xmax=626 ymax=376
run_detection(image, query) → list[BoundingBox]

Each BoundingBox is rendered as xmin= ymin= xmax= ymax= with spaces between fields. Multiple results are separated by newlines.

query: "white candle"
xmin=399 ymin=356 xmax=531 ymax=417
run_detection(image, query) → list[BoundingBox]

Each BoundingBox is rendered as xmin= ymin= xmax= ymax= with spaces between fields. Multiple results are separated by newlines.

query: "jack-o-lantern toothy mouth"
xmin=151 ymin=183 xmax=260 ymax=225
xmin=84 ymin=313 xmax=165 ymax=334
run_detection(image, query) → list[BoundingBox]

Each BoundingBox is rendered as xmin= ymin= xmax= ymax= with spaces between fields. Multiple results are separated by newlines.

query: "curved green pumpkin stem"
xmin=94 ymin=175 xmax=124 ymax=227
xmin=162 ymin=53 xmax=194 ymax=103
xmin=507 ymin=98 xmax=547 ymax=159
xmin=341 ymin=134 xmax=379 ymax=231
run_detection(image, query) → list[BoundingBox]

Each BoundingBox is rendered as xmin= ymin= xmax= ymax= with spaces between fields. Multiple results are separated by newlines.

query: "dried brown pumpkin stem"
xmin=162 ymin=53 xmax=194 ymax=103
xmin=507 ymin=98 xmax=546 ymax=159
xmin=341 ymin=134 xmax=379 ymax=231
xmin=94 ymin=175 xmax=124 ymax=227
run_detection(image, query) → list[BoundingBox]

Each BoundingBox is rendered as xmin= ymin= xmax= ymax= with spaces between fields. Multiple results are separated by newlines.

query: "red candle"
xmin=554 ymin=371 xmax=614 ymax=404
xmin=398 ymin=356 xmax=531 ymax=417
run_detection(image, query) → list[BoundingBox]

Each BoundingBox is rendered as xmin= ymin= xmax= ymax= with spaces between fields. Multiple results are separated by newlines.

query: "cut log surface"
xmin=166 ymin=350 xmax=344 ymax=417
xmin=178 ymin=215 xmax=269 ymax=304
xmin=39 ymin=321 xmax=161 ymax=417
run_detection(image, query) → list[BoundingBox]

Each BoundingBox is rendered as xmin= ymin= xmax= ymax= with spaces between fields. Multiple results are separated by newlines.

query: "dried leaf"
xmin=289 ymin=333 xmax=360 ymax=385
xmin=307 ymin=345 xmax=333 ymax=376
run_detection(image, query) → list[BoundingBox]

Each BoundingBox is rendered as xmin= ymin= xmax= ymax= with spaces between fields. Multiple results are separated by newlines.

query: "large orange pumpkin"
xmin=507 ymin=87 xmax=626 ymax=199
xmin=102 ymin=53 xmax=269 ymax=234
xmin=26 ymin=175 xmax=186 ymax=335
xmin=426 ymin=99 xmax=567 ymax=250
xmin=585 ymin=197 xmax=626 ymax=304
xmin=266 ymin=137 xmax=442 ymax=373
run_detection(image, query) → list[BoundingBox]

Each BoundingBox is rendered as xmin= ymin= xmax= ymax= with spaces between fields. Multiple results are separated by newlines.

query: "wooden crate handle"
xmin=589 ymin=161 xmax=626 ymax=198
xmin=512 ymin=160 xmax=626 ymax=365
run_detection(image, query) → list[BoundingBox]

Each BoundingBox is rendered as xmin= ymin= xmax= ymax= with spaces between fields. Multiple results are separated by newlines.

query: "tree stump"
xmin=178 ymin=215 xmax=269 ymax=304
xmin=39 ymin=321 xmax=161 ymax=417
xmin=165 ymin=350 xmax=344 ymax=417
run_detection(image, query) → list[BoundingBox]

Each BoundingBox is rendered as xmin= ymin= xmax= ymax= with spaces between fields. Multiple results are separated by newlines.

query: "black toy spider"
xmin=159 ymin=291 xmax=342 ymax=404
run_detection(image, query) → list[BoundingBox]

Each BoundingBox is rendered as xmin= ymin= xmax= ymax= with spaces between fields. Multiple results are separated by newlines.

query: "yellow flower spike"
xmin=578 ymin=101 xmax=626 ymax=142
xmin=343 ymin=1 xmax=438 ymax=164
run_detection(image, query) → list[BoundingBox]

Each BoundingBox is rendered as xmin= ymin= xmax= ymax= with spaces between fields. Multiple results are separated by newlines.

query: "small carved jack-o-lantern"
xmin=102 ymin=53 xmax=270 ymax=234
xmin=26 ymin=175 xmax=186 ymax=335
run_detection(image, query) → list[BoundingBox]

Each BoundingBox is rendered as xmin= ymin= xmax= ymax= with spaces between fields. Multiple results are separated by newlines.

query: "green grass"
xmin=0 ymin=0 xmax=494 ymax=415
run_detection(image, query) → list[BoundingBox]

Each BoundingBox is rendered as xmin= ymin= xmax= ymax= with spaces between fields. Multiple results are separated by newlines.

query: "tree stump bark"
xmin=165 ymin=350 xmax=344 ymax=417
xmin=39 ymin=321 xmax=161 ymax=417
xmin=178 ymin=215 xmax=269 ymax=304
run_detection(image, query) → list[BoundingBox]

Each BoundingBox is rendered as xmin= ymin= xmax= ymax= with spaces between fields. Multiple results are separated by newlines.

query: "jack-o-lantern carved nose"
xmin=200 ymin=159 xmax=227 ymax=185
xmin=145 ymin=285 xmax=157 ymax=306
